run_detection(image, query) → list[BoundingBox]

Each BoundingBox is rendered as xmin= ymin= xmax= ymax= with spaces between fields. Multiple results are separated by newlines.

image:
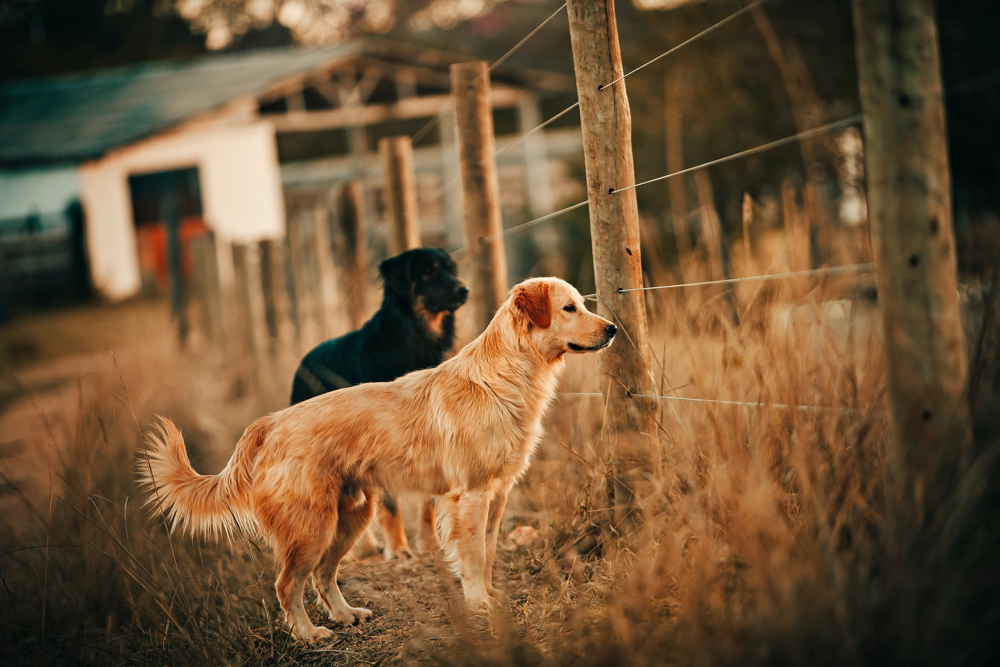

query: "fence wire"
xmin=599 ymin=0 xmax=767 ymax=91
xmin=560 ymin=392 xmax=879 ymax=415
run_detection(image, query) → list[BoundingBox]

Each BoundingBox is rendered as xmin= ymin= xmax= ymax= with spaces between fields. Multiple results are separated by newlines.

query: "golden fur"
xmin=138 ymin=277 xmax=615 ymax=642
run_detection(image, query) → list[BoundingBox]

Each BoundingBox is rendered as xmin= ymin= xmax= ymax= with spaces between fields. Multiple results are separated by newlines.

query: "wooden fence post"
xmin=161 ymin=195 xmax=188 ymax=348
xmin=337 ymin=181 xmax=370 ymax=330
xmin=439 ymin=106 xmax=465 ymax=250
xmin=259 ymin=238 xmax=292 ymax=354
xmin=379 ymin=136 xmax=421 ymax=254
xmin=853 ymin=0 xmax=971 ymax=515
xmin=567 ymin=0 xmax=658 ymax=522
xmin=231 ymin=243 xmax=266 ymax=388
xmin=451 ymin=61 xmax=509 ymax=334
xmin=313 ymin=204 xmax=341 ymax=338
xmin=285 ymin=214 xmax=317 ymax=348
xmin=190 ymin=230 xmax=224 ymax=347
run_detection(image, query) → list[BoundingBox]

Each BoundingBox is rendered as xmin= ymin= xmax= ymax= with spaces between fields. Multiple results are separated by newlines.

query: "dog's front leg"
xmin=483 ymin=485 xmax=512 ymax=606
xmin=454 ymin=489 xmax=493 ymax=611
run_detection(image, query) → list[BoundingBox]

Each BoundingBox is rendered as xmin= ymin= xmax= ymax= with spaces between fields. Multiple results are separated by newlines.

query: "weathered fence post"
xmin=313 ymin=204 xmax=341 ymax=338
xmin=231 ymin=243 xmax=266 ymax=388
xmin=161 ymin=195 xmax=188 ymax=348
xmin=285 ymin=214 xmax=317 ymax=348
xmin=567 ymin=0 xmax=658 ymax=522
xmin=853 ymin=0 xmax=971 ymax=515
xmin=337 ymin=181 xmax=370 ymax=330
xmin=379 ymin=136 xmax=421 ymax=254
xmin=190 ymin=230 xmax=224 ymax=347
xmin=259 ymin=238 xmax=292 ymax=354
xmin=451 ymin=61 xmax=509 ymax=334
xmin=439 ymin=106 xmax=465 ymax=250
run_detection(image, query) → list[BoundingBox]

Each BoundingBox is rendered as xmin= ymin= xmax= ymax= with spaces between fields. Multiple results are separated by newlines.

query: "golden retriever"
xmin=139 ymin=277 xmax=616 ymax=641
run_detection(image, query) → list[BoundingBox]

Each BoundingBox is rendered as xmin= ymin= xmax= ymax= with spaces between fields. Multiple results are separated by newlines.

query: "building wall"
xmin=78 ymin=119 xmax=285 ymax=299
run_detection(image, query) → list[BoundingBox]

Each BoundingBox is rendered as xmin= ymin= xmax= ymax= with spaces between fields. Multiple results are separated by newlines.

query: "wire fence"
xmin=399 ymin=1 xmax=896 ymax=418
xmin=560 ymin=392 xmax=879 ymax=415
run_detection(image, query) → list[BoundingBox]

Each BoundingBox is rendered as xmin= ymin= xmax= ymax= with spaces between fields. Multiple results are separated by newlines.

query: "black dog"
xmin=290 ymin=247 xmax=468 ymax=558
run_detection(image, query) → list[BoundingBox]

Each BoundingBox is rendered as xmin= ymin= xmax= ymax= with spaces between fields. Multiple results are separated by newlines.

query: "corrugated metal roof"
xmin=0 ymin=45 xmax=356 ymax=166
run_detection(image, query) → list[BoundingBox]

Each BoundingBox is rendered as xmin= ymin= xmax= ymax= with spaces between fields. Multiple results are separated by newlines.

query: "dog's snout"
xmin=454 ymin=284 xmax=469 ymax=300
xmin=605 ymin=324 xmax=617 ymax=338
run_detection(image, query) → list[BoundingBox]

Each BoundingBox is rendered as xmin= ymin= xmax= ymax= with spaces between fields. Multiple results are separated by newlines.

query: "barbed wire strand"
xmin=411 ymin=107 xmax=449 ymax=146
xmin=410 ymin=4 xmax=567 ymax=146
xmin=483 ymin=199 xmax=590 ymax=242
xmin=476 ymin=115 xmax=862 ymax=247
xmin=598 ymin=0 xmax=767 ymax=91
xmin=611 ymin=263 xmax=873 ymax=295
xmin=489 ymin=3 xmax=568 ymax=75
xmin=610 ymin=114 xmax=863 ymax=194
xmin=494 ymin=101 xmax=581 ymax=157
xmin=560 ymin=392 xmax=875 ymax=414
xmin=450 ymin=198 xmax=589 ymax=255
xmin=420 ymin=101 xmax=581 ymax=208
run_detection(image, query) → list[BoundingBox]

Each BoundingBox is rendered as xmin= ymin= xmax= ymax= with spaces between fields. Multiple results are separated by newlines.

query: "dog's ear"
xmin=514 ymin=281 xmax=551 ymax=329
xmin=378 ymin=253 xmax=413 ymax=297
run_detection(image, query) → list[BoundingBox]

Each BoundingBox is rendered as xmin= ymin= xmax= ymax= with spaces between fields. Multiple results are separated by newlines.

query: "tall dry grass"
xmin=1 ymin=252 xmax=998 ymax=666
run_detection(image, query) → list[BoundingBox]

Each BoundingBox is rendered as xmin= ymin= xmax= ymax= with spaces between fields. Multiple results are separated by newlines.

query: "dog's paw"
xmin=488 ymin=587 xmax=511 ymax=608
xmin=323 ymin=603 xmax=372 ymax=626
xmin=465 ymin=592 xmax=500 ymax=614
xmin=349 ymin=606 xmax=373 ymax=622
xmin=294 ymin=624 xmax=334 ymax=643
xmin=383 ymin=545 xmax=414 ymax=561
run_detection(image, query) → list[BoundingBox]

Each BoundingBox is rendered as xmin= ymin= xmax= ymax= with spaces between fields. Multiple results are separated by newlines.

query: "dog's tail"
xmin=137 ymin=416 xmax=269 ymax=539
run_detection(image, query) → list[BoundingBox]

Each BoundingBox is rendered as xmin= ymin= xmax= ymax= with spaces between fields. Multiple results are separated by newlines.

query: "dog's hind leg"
xmin=314 ymin=487 xmax=377 ymax=624
xmin=350 ymin=525 xmax=382 ymax=559
xmin=377 ymin=491 xmax=413 ymax=560
xmin=273 ymin=518 xmax=336 ymax=642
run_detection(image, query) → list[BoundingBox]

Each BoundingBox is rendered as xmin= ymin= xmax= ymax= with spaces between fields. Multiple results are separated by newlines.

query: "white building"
xmin=0 ymin=41 xmax=579 ymax=302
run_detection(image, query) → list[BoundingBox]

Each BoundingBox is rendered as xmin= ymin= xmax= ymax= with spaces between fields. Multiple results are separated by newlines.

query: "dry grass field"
xmin=1 ymin=254 xmax=998 ymax=666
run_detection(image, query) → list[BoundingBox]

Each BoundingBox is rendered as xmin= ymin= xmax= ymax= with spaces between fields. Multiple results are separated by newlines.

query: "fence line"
xmin=488 ymin=3 xmax=567 ymax=75
xmin=598 ymin=0 xmax=767 ymax=91
xmin=477 ymin=114 xmax=862 ymax=247
xmin=418 ymin=100 xmax=580 ymax=209
xmin=494 ymin=101 xmax=581 ymax=157
xmin=410 ymin=105 xmax=449 ymax=145
xmin=560 ymin=391 xmax=878 ymax=415
xmin=610 ymin=114 xmax=864 ymax=194
xmin=609 ymin=263 xmax=873 ymax=295
xmin=411 ymin=3 xmax=569 ymax=147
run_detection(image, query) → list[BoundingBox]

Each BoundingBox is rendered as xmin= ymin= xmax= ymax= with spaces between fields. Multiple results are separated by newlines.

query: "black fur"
xmin=290 ymin=248 xmax=467 ymax=405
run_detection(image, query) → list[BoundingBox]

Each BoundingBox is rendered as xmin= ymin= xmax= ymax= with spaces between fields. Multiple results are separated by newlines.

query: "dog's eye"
xmin=563 ymin=304 xmax=576 ymax=313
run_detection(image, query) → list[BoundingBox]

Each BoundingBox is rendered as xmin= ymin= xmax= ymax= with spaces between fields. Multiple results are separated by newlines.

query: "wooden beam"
xmin=267 ymin=88 xmax=528 ymax=133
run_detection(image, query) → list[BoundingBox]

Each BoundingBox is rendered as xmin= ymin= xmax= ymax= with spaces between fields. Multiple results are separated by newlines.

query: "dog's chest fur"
xmin=428 ymin=337 xmax=564 ymax=491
